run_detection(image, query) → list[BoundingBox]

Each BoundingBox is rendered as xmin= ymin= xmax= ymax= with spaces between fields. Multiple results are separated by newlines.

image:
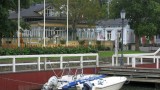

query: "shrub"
xmin=0 ymin=46 xmax=98 ymax=55
xmin=78 ymin=40 xmax=85 ymax=45
xmin=96 ymin=41 xmax=101 ymax=45
xmin=60 ymin=39 xmax=66 ymax=44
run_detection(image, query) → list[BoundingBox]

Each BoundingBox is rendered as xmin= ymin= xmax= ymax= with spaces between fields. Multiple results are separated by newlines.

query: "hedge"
xmin=0 ymin=46 xmax=98 ymax=55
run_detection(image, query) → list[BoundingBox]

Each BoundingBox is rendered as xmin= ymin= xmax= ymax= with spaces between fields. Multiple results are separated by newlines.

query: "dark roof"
xmin=9 ymin=4 xmax=49 ymax=19
xmin=96 ymin=18 xmax=129 ymax=27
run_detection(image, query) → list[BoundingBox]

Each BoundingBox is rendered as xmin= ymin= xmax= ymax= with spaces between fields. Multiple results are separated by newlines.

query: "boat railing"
xmin=0 ymin=53 xmax=99 ymax=73
xmin=112 ymin=48 xmax=160 ymax=69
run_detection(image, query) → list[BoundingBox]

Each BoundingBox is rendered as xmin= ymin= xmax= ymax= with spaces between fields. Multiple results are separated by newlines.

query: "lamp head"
xmin=120 ymin=9 xmax=126 ymax=19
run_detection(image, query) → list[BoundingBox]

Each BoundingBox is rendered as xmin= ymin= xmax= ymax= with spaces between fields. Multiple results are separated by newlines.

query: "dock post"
xmin=156 ymin=58 xmax=159 ymax=69
xmin=13 ymin=57 xmax=16 ymax=72
xmin=153 ymin=55 xmax=156 ymax=63
xmin=132 ymin=57 xmax=136 ymax=68
xmin=116 ymin=57 xmax=118 ymax=66
xmin=112 ymin=56 xmax=115 ymax=66
xmin=44 ymin=58 xmax=47 ymax=70
xmin=37 ymin=57 xmax=40 ymax=71
xmin=60 ymin=56 xmax=63 ymax=69
xmin=140 ymin=57 xmax=143 ymax=64
xmin=96 ymin=54 xmax=99 ymax=67
xmin=80 ymin=56 xmax=83 ymax=68
xmin=127 ymin=57 xmax=130 ymax=65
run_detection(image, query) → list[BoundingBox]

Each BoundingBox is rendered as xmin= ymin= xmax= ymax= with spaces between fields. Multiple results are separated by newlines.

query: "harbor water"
xmin=67 ymin=82 xmax=159 ymax=90
xmin=40 ymin=82 xmax=160 ymax=90
xmin=120 ymin=82 xmax=160 ymax=90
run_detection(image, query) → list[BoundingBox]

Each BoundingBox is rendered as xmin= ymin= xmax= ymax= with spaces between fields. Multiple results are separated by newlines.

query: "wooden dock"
xmin=98 ymin=67 xmax=160 ymax=83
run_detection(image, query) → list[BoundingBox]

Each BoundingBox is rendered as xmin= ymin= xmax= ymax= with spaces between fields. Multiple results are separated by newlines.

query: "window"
xmin=156 ymin=35 xmax=160 ymax=39
xmin=107 ymin=31 xmax=111 ymax=40
xmin=118 ymin=30 xmax=121 ymax=40
xmin=45 ymin=7 xmax=60 ymax=17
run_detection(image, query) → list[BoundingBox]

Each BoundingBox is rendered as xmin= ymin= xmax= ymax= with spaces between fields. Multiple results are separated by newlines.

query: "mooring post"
xmin=80 ymin=56 xmax=83 ymax=68
xmin=60 ymin=56 xmax=63 ymax=69
xmin=96 ymin=54 xmax=99 ymax=67
xmin=44 ymin=58 xmax=47 ymax=70
xmin=156 ymin=58 xmax=159 ymax=69
xmin=132 ymin=57 xmax=136 ymax=68
xmin=37 ymin=57 xmax=40 ymax=71
xmin=12 ymin=57 xmax=16 ymax=72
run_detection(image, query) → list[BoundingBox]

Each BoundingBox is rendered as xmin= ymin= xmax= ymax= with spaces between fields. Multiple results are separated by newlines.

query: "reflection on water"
xmin=120 ymin=82 xmax=159 ymax=90
xmin=75 ymin=82 xmax=159 ymax=90
xmin=39 ymin=82 xmax=160 ymax=90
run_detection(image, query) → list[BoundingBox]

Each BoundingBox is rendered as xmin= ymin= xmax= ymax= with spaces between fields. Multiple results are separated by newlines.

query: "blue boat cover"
xmin=62 ymin=74 xmax=107 ymax=90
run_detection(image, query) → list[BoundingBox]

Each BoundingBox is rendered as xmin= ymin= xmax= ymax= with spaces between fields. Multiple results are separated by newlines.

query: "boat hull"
xmin=76 ymin=76 xmax=127 ymax=90
xmin=92 ymin=81 xmax=126 ymax=90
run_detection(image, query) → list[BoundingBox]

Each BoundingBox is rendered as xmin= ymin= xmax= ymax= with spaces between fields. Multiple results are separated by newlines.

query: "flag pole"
xmin=43 ymin=0 xmax=46 ymax=47
xmin=18 ymin=0 xmax=20 ymax=47
xmin=66 ymin=0 xmax=69 ymax=46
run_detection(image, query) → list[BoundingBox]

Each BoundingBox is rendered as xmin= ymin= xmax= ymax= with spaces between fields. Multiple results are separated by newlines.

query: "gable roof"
xmin=96 ymin=18 xmax=129 ymax=27
xmin=9 ymin=4 xmax=50 ymax=19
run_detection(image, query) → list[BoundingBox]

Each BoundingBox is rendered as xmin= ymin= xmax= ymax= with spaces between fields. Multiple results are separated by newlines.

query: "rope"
xmin=0 ymin=76 xmax=43 ymax=85
xmin=48 ymin=60 xmax=58 ymax=77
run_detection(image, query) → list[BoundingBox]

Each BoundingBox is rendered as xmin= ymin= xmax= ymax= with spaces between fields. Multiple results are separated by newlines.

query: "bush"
xmin=0 ymin=46 xmax=98 ymax=55
xmin=60 ymin=39 xmax=66 ymax=44
xmin=78 ymin=40 xmax=85 ymax=46
xmin=96 ymin=41 xmax=101 ymax=45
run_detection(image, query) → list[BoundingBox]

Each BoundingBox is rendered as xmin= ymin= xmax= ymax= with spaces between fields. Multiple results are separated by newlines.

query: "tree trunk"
xmin=0 ymin=34 xmax=2 ymax=47
xmin=72 ymin=20 xmax=77 ymax=40
xmin=135 ymin=35 xmax=140 ymax=51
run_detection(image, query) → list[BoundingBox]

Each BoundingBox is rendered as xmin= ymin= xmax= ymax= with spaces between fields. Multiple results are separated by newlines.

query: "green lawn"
xmin=99 ymin=50 xmax=144 ymax=57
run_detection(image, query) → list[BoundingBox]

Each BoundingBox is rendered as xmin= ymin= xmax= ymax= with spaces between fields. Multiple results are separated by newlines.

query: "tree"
xmin=48 ymin=0 xmax=107 ymax=40
xmin=30 ymin=0 xmax=43 ymax=4
xmin=0 ymin=0 xmax=31 ymax=46
xmin=110 ymin=0 xmax=160 ymax=50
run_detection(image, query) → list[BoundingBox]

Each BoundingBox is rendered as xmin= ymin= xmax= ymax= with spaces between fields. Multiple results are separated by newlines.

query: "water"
xmin=120 ymin=82 xmax=160 ymax=90
xmin=40 ymin=82 xmax=160 ymax=90
xmin=70 ymin=82 xmax=160 ymax=90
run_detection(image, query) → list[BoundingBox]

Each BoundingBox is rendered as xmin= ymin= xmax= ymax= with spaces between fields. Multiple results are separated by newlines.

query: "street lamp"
xmin=103 ymin=28 xmax=105 ymax=50
xmin=120 ymin=9 xmax=126 ymax=66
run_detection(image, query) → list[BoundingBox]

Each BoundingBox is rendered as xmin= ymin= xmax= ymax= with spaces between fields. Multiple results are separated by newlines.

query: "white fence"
xmin=0 ymin=53 xmax=99 ymax=73
xmin=112 ymin=48 xmax=160 ymax=69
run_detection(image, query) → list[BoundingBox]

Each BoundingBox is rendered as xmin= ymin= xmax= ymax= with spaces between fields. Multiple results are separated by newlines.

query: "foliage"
xmin=78 ymin=40 xmax=86 ymax=45
xmin=30 ymin=0 xmax=43 ymax=4
xmin=96 ymin=41 xmax=101 ymax=45
xmin=60 ymin=39 xmax=66 ymax=44
xmin=0 ymin=46 xmax=99 ymax=55
xmin=48 ymin=0 xmax=107 ymax=40
xmin=137 ymin=22 xmax=157 ymax=39
xmin=110 ymin=0 xmax=160 ymax=50
xmin=0 ymin=0 xmax=31 ymax=46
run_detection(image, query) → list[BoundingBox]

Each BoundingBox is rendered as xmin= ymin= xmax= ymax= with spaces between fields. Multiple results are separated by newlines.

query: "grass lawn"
xmin=99 ymin=50 xmax=144 ymax=57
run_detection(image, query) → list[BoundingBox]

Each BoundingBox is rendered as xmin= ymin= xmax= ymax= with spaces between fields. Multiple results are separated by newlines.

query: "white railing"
xmin=112 ymin=48 xmax=160 ymax=69
xmin=0 ymin=53 xmax=99 ymax=73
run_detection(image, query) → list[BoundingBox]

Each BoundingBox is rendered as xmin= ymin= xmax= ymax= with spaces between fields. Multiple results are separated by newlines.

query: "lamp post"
xmin=120 ymin=9 xmax=126 ymax=66
xmin=103 ymin=28 xmax=105 ymax=41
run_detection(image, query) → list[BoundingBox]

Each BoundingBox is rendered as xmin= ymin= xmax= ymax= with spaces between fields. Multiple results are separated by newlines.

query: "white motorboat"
xmin=42 ymin=63 xmax=127 ymax=90
xmin=42 ymin=74 xmax=105 ymax=90
xmin=42 ymin=74 xmax=127 ymax=90
xmin=76 ymin=76 xmax=127 ymax=90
